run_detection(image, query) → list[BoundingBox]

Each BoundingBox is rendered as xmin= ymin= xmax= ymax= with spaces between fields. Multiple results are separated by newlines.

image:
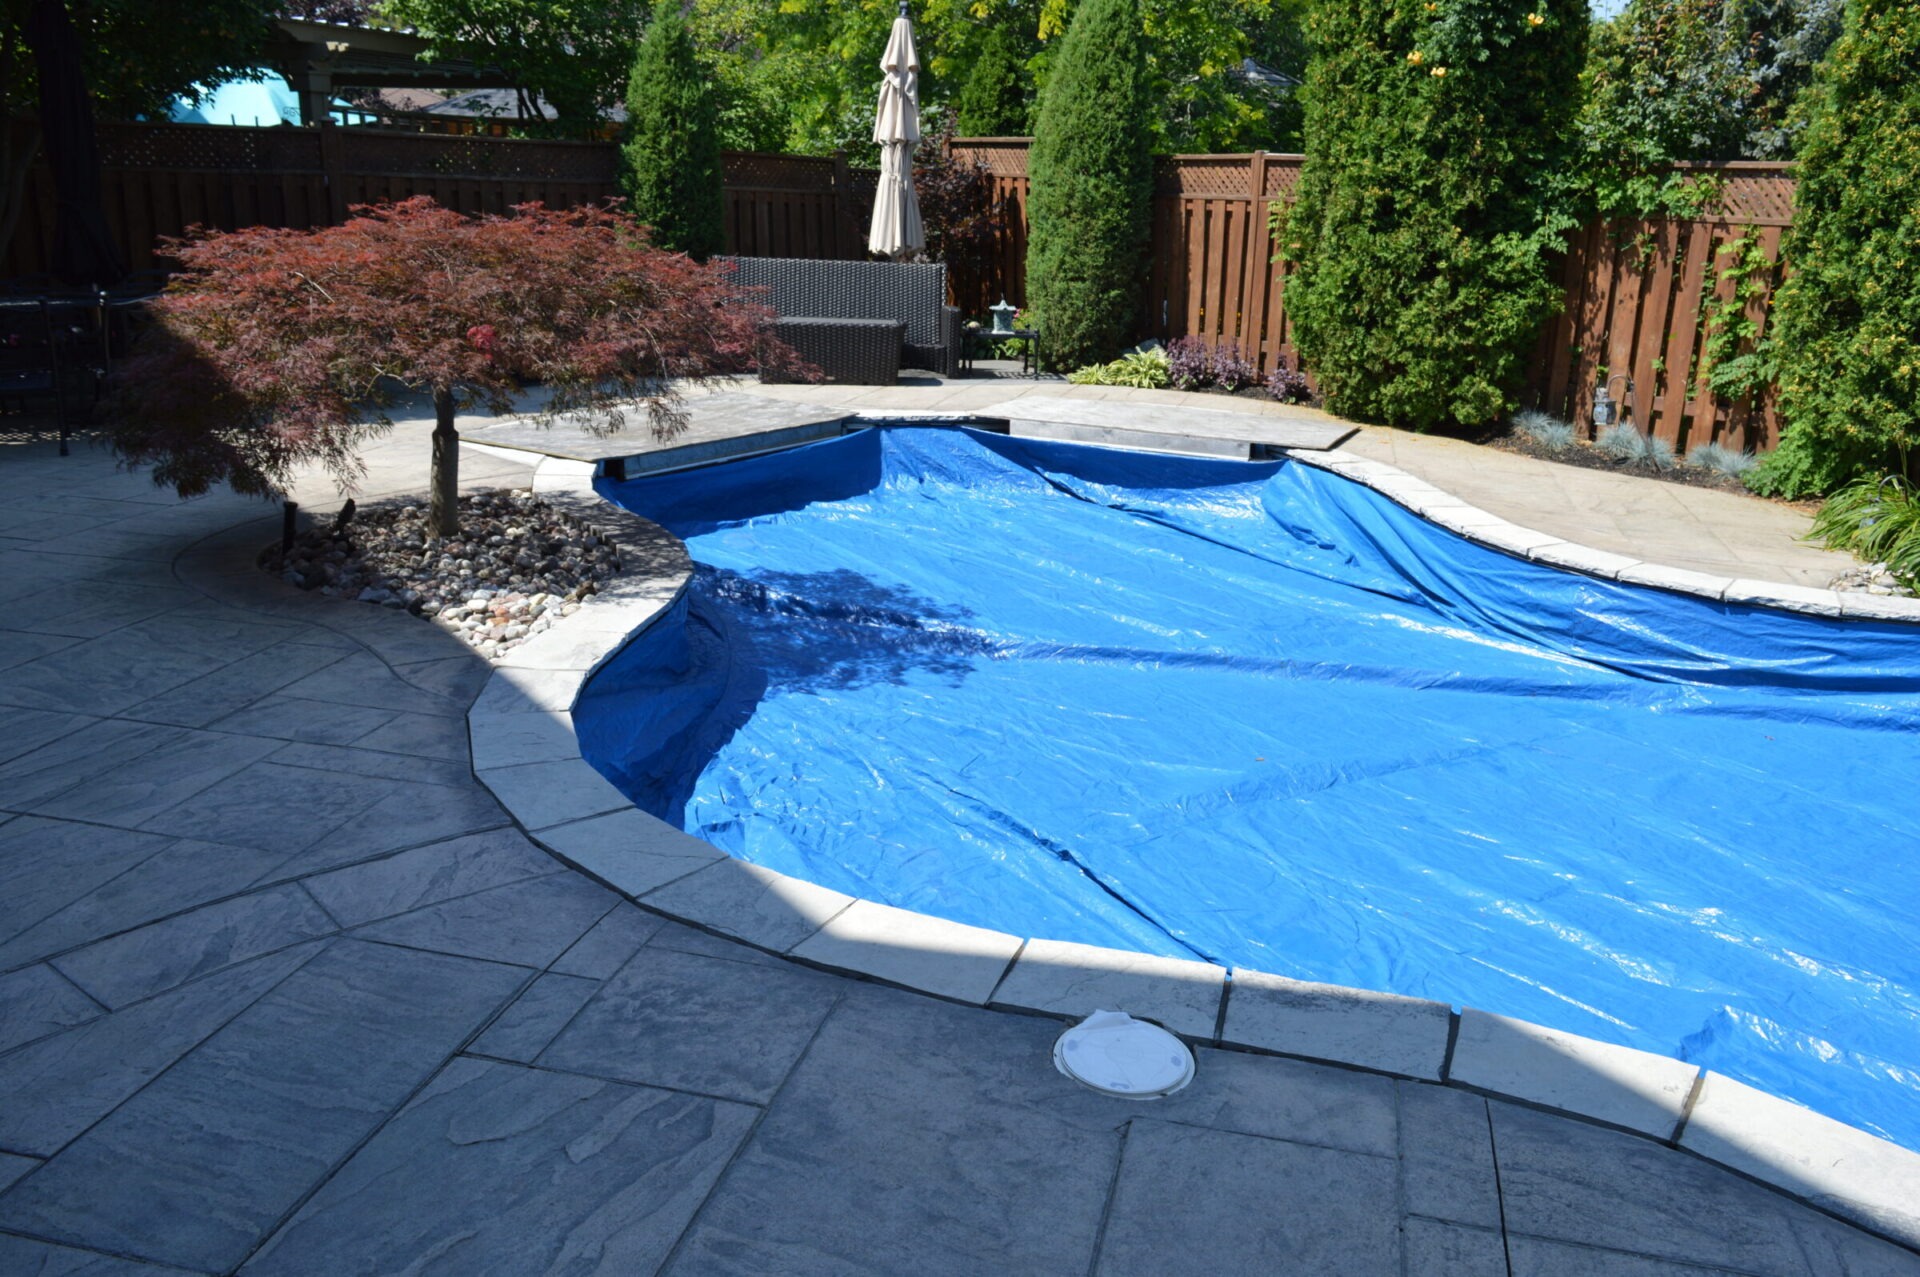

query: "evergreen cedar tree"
xmin=622 ymin=4 xmax=725 ymax=259
xmin=110 ymin=198 xmax=802 ymax=537
xmin=1749 ymin=0 xmax=1920 ymax=498
xmin=1024 ymin=0 xmax=1153 ymax=371
xmin=954 ymin=24 xmax=1031 ymax=138
xmin=1284 ymin=0 xmax=1586 ymax=431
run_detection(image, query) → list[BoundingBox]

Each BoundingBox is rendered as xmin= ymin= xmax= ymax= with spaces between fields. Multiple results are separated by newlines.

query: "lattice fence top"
xmin=1673 ymin=162 xmax=1795 ymax=224
xmin=339 ymin=130 xmax=617 ymax=182
xmin=949 ymin=139 xmax=1032 ymax=178
xmin=724 ymin=151 xmax=841 ymax=190
xmin=96 ymin=121 xmax=324 ymax=172
xmin=1264 ymin=156 xmax=1304 ymax=199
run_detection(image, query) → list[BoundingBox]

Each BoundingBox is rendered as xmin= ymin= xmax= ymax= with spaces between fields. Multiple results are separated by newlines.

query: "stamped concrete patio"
xmin=0 ymin=384 xmax=1913 ymax=1276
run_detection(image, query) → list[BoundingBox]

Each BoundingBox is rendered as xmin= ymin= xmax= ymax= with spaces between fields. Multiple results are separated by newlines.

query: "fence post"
xmin=1244 ymin=152 xmax=1275 ymax=371
xmin=317 ymin=120 xmax=347 ymax=226
xmin=831 ymin=148 xmax=854 ymax=258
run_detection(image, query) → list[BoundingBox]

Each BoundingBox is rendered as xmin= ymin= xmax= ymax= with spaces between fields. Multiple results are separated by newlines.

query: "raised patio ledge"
xmin=467 ymin=436 xmax=1920 ymax=1253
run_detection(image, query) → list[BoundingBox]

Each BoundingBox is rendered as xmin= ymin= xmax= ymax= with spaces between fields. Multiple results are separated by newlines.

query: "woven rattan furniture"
xmin=727 ymin=257 xmax=963 ymax=384
xmin=761 ymin=317 xmax=904 ymax=385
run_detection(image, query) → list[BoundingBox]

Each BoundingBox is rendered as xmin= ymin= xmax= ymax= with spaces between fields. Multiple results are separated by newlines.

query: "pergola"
xmin=261 ymin=17 xmax=509 ymax=127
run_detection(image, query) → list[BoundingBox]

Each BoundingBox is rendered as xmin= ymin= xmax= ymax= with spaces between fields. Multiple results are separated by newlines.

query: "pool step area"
xmin=977 ymin=396 xmax=1356 ymax=461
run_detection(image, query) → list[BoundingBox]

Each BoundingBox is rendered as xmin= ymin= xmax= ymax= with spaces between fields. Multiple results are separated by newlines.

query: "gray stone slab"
xmin=1839 ymin=591 xmax=1920 ymax=624
xmin=244 ymin=1056 xmax=758 ymax=1277
xmin=468 ymin=972 xmax=602 ymax=1062
xmin=1450 ymin=1010 xmax=1698 ymax=1139
xmin=0 ymin=1235 xmax=184 ymax=1275
xmin=51 ymin=883 xmax=336 ymax=1009
xmin=0 ymin=718 xmax=185 ymax=814
xmin=990 ymin=937 xmax=1225 ymax=1038
xmin=136 ymin=761 xmax=391 ymax=858
xmin=348 ymin=709 xmax=471 ymax=762
xmin=0 ymin=1150 xmax=37 ymax=1191
xmin=121 ymin=640 xmax=347 ymax=729
xmin=540 ymin=946 xmax=842 ymax=1104
xmin=0 ymin=817 xmax=175 ymax=943
xmin=644 ymin=919 xmax=798 ymax=970
xmin=0 ymin=628 xmax=74 ymax=675
xmin=1154 ymin=1047 xmax=1399 ymax=1158
xmin=640 ymin=856 xmax=852 ymax=954
xmin=30 ymin=729 xmax=283 ymax=828
xmin=268 ymin=739 xmax=472 ymax=790
xmin=1505 ymin=1235 xmax=1741 ymax=1275
xmin=0 ymin=615 xmax=290 ymax=716
xmin=469 ymin=666 xmax=583 ymax=717
xmin=1095 ymin=1118 xmax=1400 ymax=1276
xmin=302 ymin=828 xmax=559 ymax=928
xmin=476 ymin=757 xmax=632 ymax=831
xmin=551 ymin=902 xmax=665 ymax=978
xmin=661 ymin=988 xmax=1120 ymax=1276
xmin=0 ymin=939 xmax=527 ymax=1273
xmin=469 ymin=391 xmax=849 ymax=464
xmin=1011 ymin=417 xmax=1252 ymax=459
xmin=789 ymin=899 xmax=1021 ymax=1004
xmin=0 ymin=705 xmax=94 ymax=765
xmin=1723 ymin=577 xmax=1846 ymax=617
xmin=1613 ymin=562 xmax=1734 ymax=601
xmin=285 ymin=778 xmax=510 ymax=875
xmin=1678 ymin=1071 xmax=1920 ymax=1248
xmin=1489 ymin=1099 xmax=1815 ymax=1277
xmin=1786 ymin=1208 xmax=1920 ymax=1277
xmin=351 ymin=872 xmax=617 ymax=969
xmin=979 ymin=395 xmax=1354 ymax=450
xmin=0 ymin=946 xmax=320 ymax=1157
xmin=1397 ymin=1081 xmax=1503 ymax=1229
xmin=274 ymin=651 xmax=469 ymax=719
xmin=468 ymin=707 xmax=580 ymax=770
xmin=0 ymin=963 xmax=100 ymax=1052
xmin=0 ymin=838 xmax=287 ymax=971
xmin=1527 ymin=540 xmax=1643 ymax=579
xmin=1224 ymin=967 xmax=1453 ymax=1080
xmin=535 ymin=808 xmax=726 ymax=898
xmin=206 ymin=695 xmax=400 ymax=746
xmin=390 ymin=654 xmax=494 ymax=707
xmin=1402 ymin=1218 xmax=1509 ymax=1276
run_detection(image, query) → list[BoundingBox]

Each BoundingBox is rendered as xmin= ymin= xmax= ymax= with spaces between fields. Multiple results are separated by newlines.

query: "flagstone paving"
xmin=0 ymin=396 xmax=1911 ymax=1275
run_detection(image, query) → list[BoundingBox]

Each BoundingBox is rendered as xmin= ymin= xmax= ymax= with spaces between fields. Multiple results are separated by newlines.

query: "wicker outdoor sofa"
xmin=726 ymin=256 xmax=964 ymax=385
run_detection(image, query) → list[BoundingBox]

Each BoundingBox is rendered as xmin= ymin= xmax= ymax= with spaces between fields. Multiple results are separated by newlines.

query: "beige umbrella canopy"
xmin=867 ymin=2 xmax=925 ymax=259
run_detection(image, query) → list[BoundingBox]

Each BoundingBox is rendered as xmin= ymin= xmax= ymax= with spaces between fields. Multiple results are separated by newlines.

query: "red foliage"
xmin=110 ymin=197 xmax=805 ymax=499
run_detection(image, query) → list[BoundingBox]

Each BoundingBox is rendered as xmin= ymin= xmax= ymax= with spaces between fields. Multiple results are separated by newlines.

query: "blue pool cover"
xmin=580 ymin=426 xmax=1920 ymax=1149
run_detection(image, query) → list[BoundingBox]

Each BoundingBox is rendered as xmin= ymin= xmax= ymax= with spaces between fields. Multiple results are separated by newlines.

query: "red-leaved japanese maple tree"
xmin=110 ymin=196 xmax=796 ymax=535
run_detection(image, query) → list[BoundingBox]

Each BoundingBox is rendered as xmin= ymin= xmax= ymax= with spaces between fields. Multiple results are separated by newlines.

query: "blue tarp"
xmin=580 ymin=426 xmax=1920 ymax=1149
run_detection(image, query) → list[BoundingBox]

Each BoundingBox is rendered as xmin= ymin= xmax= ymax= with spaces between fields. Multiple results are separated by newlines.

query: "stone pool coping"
xmin=468 ymin=431 xmax=1920 ymax=1251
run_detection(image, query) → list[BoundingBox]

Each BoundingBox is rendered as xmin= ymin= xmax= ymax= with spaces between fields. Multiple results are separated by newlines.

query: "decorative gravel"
xmin=1829 ymin=562 xmax=1916 ymax=596
xmin=272 ymin=489 xmax=623 ymax=659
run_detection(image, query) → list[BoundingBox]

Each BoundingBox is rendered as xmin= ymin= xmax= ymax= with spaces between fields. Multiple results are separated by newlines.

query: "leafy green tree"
xmin=622 ymin=4 xmax=723 ymax=258
xmin=376 ymin=0 xmax=647 ymax=135
xmin=1748 ymin=0 xmax=1920 ymax=497
xmin=1025 ymin=0 xmax=1152 ymax=369
xmin=1284 ymin=0 xmax=1586 ymax=430
xmin=954 ymin=22 xmax=1030 ymax=136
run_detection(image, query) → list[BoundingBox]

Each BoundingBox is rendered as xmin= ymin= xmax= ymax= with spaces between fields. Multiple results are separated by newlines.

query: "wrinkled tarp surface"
xmin=581 ymin=426 xmax=1920 ymax=1149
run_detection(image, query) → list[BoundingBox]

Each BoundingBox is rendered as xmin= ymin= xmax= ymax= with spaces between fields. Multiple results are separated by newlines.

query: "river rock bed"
xmin=271 ymin=489 xmax=622 ymax=659
xmin=1828 ymin=561 xmax=1916 ymax=596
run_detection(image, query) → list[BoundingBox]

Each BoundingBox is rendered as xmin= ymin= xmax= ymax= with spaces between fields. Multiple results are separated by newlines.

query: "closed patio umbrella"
xmin=867 ymin=2 xmax=924 ymax=259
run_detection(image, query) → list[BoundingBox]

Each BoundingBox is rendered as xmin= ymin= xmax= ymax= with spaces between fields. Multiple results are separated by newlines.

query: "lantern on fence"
xmin=990 ymin=298 xmax=1018 ymax=335
xmin=1593 ymin=373 xmax=1633 ymax=430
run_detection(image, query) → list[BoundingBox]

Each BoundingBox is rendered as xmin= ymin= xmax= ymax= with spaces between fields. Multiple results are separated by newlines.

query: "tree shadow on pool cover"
xmin=626 ymin=565 xmax=995 ymax=826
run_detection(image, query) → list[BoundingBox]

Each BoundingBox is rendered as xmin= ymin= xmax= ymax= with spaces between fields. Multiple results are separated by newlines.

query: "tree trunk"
xmin=26 ymin=0 xmax=124 ymax=287
xmin=430 ymin=386 xmax=459 ymax=538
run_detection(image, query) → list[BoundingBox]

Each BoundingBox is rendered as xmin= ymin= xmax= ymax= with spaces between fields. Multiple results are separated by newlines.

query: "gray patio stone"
xmin=121 ymin=640 xmax=347 ymax=729
xmin=1467 ymin=522 xmax=1567 ymax=557
xmin=0 ymin=718 xmax=185 ymax=813
xmin=535 ymin=808 xmax=725 ymax=898
xmin=350 ymin=872 xmax=617 ymax=969
xmin=989 ymin=936 xmax=1224 ymax=1038
xmin=0 ymin=706 xmax=94 ymax=765
xmin=0 ymin=619 xmax=285 ymax=717
xmin=1490 ymin=1099 xmax=1815 ymax=1277
xmin=1839 ymin=592 xmax=1920 ymax=623
xmin=0 ymin=939 xmax=526 ymax=1273
xmin=0 ymin=1151 xmax=37 ymax=1191
xmin=0 ymin=1235 xmax=183 ymax=1275
xmin=1402 ymin=1217 xmax=1508 ymax=1276
xmin=1505 ymin=1235 xmax=1737 ymax=1275
xmin=30 ymin=729 xmax=282 ymax=828
xmin=0 ymin=818 xmax=174 ymax=944
xmin=644 ymin=919 xmax=798 ymax=970
xmin=243 ymin=1057 xmax=757 ymax=1277
xmin=0 ymin=628 xmax=73 ymax=674
xmin=468 ymin=973 xmax=602 ymax=1062
xmin=288 ymin=778 xmax=510 ymax=875
xmin=640 ymin=856 xmax=852 ymax=954
xmin=492 ymin=624 xmax=626 ymax=673
xmin=476 ymin=757 xmax=631 ymax=830
xmin=0 ymin=838 xmax=287 ymax=971
xmin=349 ymin=709 xmax=471 ymax=761
xmin=789 ymin=899 xmax=1021 ymax=1004
xmin=1223 ymin=967 xmax=1453 ymax=1080
xmin=1722 ymin=577 xmax=1846 ymax=617
xmin=4 ymin=580 xmax=188 ymax=641
xmin=0 ymin=963 xmax=101 ymax=1052
xmin=1527 ymin=540 xmax=1642 ymax=579
xmin=1397 ymin=1081 xmax=1503 ymax=1229
xmin=660 ymin=987 xmax=1118 ymax=1277
xmin=1678 ymin=1071 xmax=1920 ymax=1248
xmin=390 ymin=654 xmax=493 ymax=707
xmin=1152 ymin=1047 xmax=1399 ymax=1157
xmin=551 ymin=902 xmax=665 ymax=978
xmin=539 ymin=946 xmax=842 ymax=1104
xmin=136 ymin=761 xmax=389 ymax=858
xmin=1449 ymin=1010 xmax=1697 ymax=1138
xmin=301 ymin=828 xmax=559 ymax=928
xmin=268 ymin=739 xmax=471 ymax=790
xmin=1786 ymin=1208 xmax=1920 ymax=1276
xmin=206 ymin=695 xmax=399 ymax=745
xmin=469 ymin=666 xmax=583 ymax=717
xmin=51 ymin=883 xmax=335 ymax=1009
xmin=1096 ymin=1118 xmax=1400 ymax=1276
xmin=275 ymin=651 xmax=468 ymax=719
xmin=0 ymin=946 xmax=320 ymax=1156
xmin=467 ymin=707 xmax=580 ymax=770
xmin=1613 ymin=562 xmax=1734 ymax=601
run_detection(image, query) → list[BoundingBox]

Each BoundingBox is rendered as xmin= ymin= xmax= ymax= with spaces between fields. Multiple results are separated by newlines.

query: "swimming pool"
xmin=579 ymin=425 xmax=1920 ymax=1150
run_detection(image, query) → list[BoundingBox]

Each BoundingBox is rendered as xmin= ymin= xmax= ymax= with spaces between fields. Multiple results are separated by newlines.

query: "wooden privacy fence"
xmin=950 ymin=139 xmax=1794 ymax=452
xmin=2 ymin=120 xmax=876 ymax=278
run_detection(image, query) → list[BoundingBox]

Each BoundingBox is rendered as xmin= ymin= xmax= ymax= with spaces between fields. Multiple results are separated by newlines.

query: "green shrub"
xmin=955 ymin=24 xmax=1031 ymax=137
xmin=1067 ymin=347 xmax=1171 ymax=388
xmin=621 ymin=5 xmax=724 ymax=259
xmin=1749 ymin=0 xmax=1920 ymax=499
xmin=1808 ymin=476 xmax=1920 ymax=586
xmin=1025 ymin=0 xmax=1154 ymax=372
xmin=1283 ymin=0 xmax=1586 ymax=431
